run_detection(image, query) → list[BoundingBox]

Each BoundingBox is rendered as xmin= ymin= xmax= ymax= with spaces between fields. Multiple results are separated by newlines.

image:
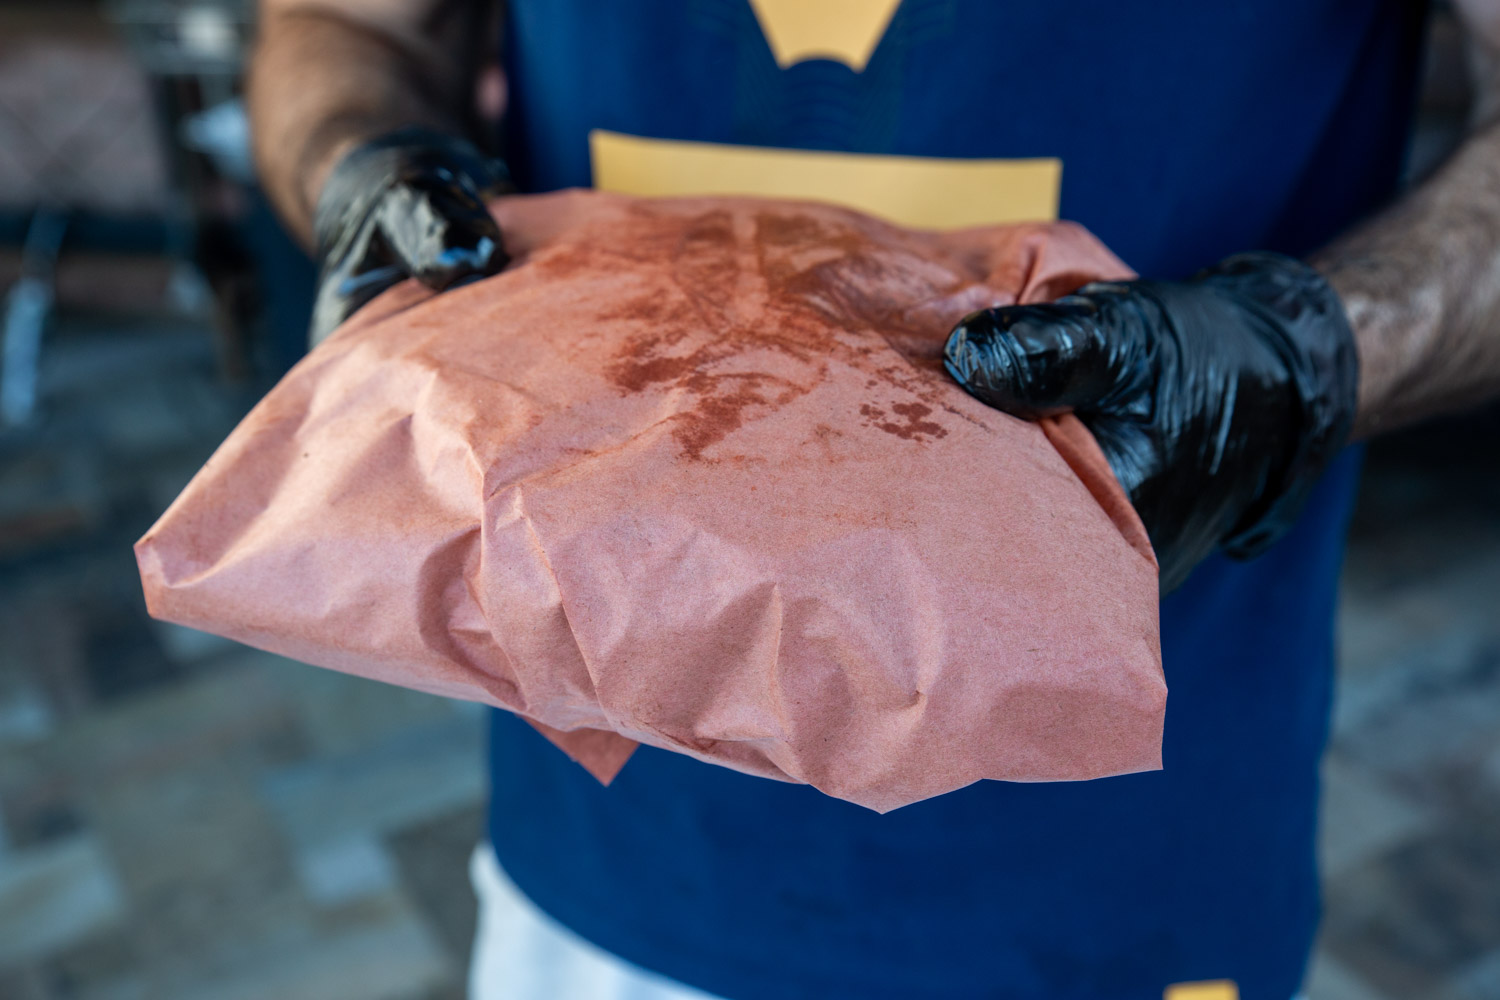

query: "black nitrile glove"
xmin=309 ymin=125 xmax=512 ymax=344
xmin=943 ymin=253 xmax=1359 ymax=593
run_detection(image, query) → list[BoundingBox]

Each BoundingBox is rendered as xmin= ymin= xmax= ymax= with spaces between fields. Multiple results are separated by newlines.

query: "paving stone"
xmin=0 ymin=664 xmax=300 ymax=793
xmin=250 ymin=649 xmax=463 ymax=759
xmin=1303 ymin=952 xmax=1390 ymax=1000
xmin=295 ymin=834 xmax=399 ymax=908
xmin=414 ymin=984 xmax=467 ymax=1000
xmin=1332 ymin=636 xmax=1492 ymax=743
xmin=0 ymin=447 xmax=104 ymax=557
xmin=90 ymin=378 xmax=217 ymax=457
xmin=1322 ymin=822 xmax=1500 ymax=998
xmin=1481 ymin=740 xmax=1500 ymax=792
xmin=43 ymin=920 xmax=142 ymax=1000
xmin=159 ymin=890 xmax=452 ymax=1000
xmin=0 ymin=833 xmax=125 ymax=969
xmin=82 ymin=767 xmax=327 ymax=998
xmin=0 ymin=668 xmax=313 ymax=984
xmin=77 ymin=605 xmax=181 ymax=704
xmin=36 ymin=326 xmax=217 ymax=405
xmin=1334 ymin=654 xmax=1500 ymax=796
xmin=1319 ymin=754 xmax=1435 ymax=880
xmin=151 ymin=622 xmax=242 ymax=666
xmin=75 ymin=979 xmax=148 ymax=1000
xmin=0 ymin=967 xmax=54 ymax=1000
xmin=1335 ymin=551 xmax=1500 ymax=737
xmin=388 ymin=803 xmax=484 ymax=966
xmin=261 ymin=713 xmax=485 ymax=852
xmin=0 ymin=787 xmax=84 ymax=854
xmin=1451 ymin=950 xmax=1500 ymax=1000
xmin=0 ymin=597 xmax=89 ymax=722
xmin=0 ymin=682 xmax=54 ymax=745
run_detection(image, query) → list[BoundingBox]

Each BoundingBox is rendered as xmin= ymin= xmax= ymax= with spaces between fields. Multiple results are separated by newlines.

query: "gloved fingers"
xmin=943 ymin=294 xmax=1151 ymax=419
xmin=309 ymin=187 xmax=506 ymax=345
xmin=308 ymin=249 xmax=406 ymax=346
xmin=307 ymin=127 xmax=515 ymax=345
xmin=1084 ymin=413 xmax=1157 ymax=500
xmin=1085 ymin=413 xmax=1219 ymax=594
xmin=378 ymin=172 xmax=508 ymax=291
xmin=308 ymin=268 xmax=351 ymax=347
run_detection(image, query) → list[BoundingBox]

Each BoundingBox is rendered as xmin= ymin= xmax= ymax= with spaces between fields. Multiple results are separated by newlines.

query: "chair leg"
xmin=1 ymin=210 xmax=69 ymax=428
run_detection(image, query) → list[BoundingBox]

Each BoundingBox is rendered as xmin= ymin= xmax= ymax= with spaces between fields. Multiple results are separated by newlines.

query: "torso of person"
xmin=487 ymin=2 xmax=1426 ymax=998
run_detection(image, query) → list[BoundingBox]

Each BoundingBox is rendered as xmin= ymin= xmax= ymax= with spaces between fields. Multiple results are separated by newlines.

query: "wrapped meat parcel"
xmin=136 ymin=190 xmax=1164 ymax=812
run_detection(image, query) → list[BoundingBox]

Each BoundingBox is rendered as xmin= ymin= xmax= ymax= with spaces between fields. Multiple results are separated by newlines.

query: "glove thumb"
xmin=943 ymin=289 xmax=1157 ymax=420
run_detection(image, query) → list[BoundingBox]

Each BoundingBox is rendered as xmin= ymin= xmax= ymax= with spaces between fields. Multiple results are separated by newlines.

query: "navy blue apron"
xmin=486 ymin=3 xmax=1424 ymax=997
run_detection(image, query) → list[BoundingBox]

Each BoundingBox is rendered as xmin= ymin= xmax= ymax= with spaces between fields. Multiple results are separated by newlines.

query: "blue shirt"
xmin=487 ymin=2 xmax=1424 ymax=997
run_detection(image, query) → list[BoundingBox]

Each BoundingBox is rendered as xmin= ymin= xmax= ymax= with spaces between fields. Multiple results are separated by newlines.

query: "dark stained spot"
xmin=861 ymin=400 xmax=949 ymax=442
xmin=670 ymin=375 xmax=775 ymax=461
xmin=596 ymin=205 xmax=979 ymax=460
xmin=609 ymin=351 xmax=700 ymax=393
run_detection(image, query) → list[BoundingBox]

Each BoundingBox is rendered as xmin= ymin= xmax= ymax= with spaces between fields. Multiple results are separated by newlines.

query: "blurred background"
xmin=0 ymin=2 xmax=1496 ymax=999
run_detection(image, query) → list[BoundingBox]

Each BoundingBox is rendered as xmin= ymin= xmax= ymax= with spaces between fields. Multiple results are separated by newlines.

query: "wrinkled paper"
xmin=137 ymin=190 xmax=1163 ymax=811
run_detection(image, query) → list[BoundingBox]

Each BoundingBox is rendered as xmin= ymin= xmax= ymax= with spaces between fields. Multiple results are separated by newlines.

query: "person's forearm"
xmin=247 ymin=0 xmax=490 ymax=247
xmin=1313 ymin=87 xmax=1500 ymax=438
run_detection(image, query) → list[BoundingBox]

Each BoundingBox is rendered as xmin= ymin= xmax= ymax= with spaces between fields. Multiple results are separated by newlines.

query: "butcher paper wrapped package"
xmin=136 ymin=190 xmax=1163 ymax=812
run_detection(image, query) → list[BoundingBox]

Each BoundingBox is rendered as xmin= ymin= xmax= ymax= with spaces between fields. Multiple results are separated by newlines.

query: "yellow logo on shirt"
xmin=591 ymin=130 xmax=1060 ymax=230
xmin=1165 ymin=981 xmax=1239 ymax=1000
xmin=747 ymin=0 xmax=905 ymax=71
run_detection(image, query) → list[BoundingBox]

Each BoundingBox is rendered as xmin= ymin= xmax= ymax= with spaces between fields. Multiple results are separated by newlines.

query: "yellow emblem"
xmin=1165 ymin=981 xmax=1239 ymax=1000
xmin=591 ymin=130 xmax=1060 ymax=230
xmin=747 ymin=0 xmax=905 ymax=71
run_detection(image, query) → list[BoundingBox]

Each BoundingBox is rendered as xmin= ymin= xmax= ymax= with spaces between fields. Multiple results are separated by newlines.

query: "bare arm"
xmin=246 ymin=0 xmax=493 ymax=247
xmin=1314 ymin=2 xmax=1500 ymax=437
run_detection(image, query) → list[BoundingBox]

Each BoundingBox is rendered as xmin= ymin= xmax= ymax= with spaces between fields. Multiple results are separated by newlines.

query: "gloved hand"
xmin=309 ymin=125 xmax=512 ymax=344
xmin=943 ymin=253 xmax=1359 ymax=593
